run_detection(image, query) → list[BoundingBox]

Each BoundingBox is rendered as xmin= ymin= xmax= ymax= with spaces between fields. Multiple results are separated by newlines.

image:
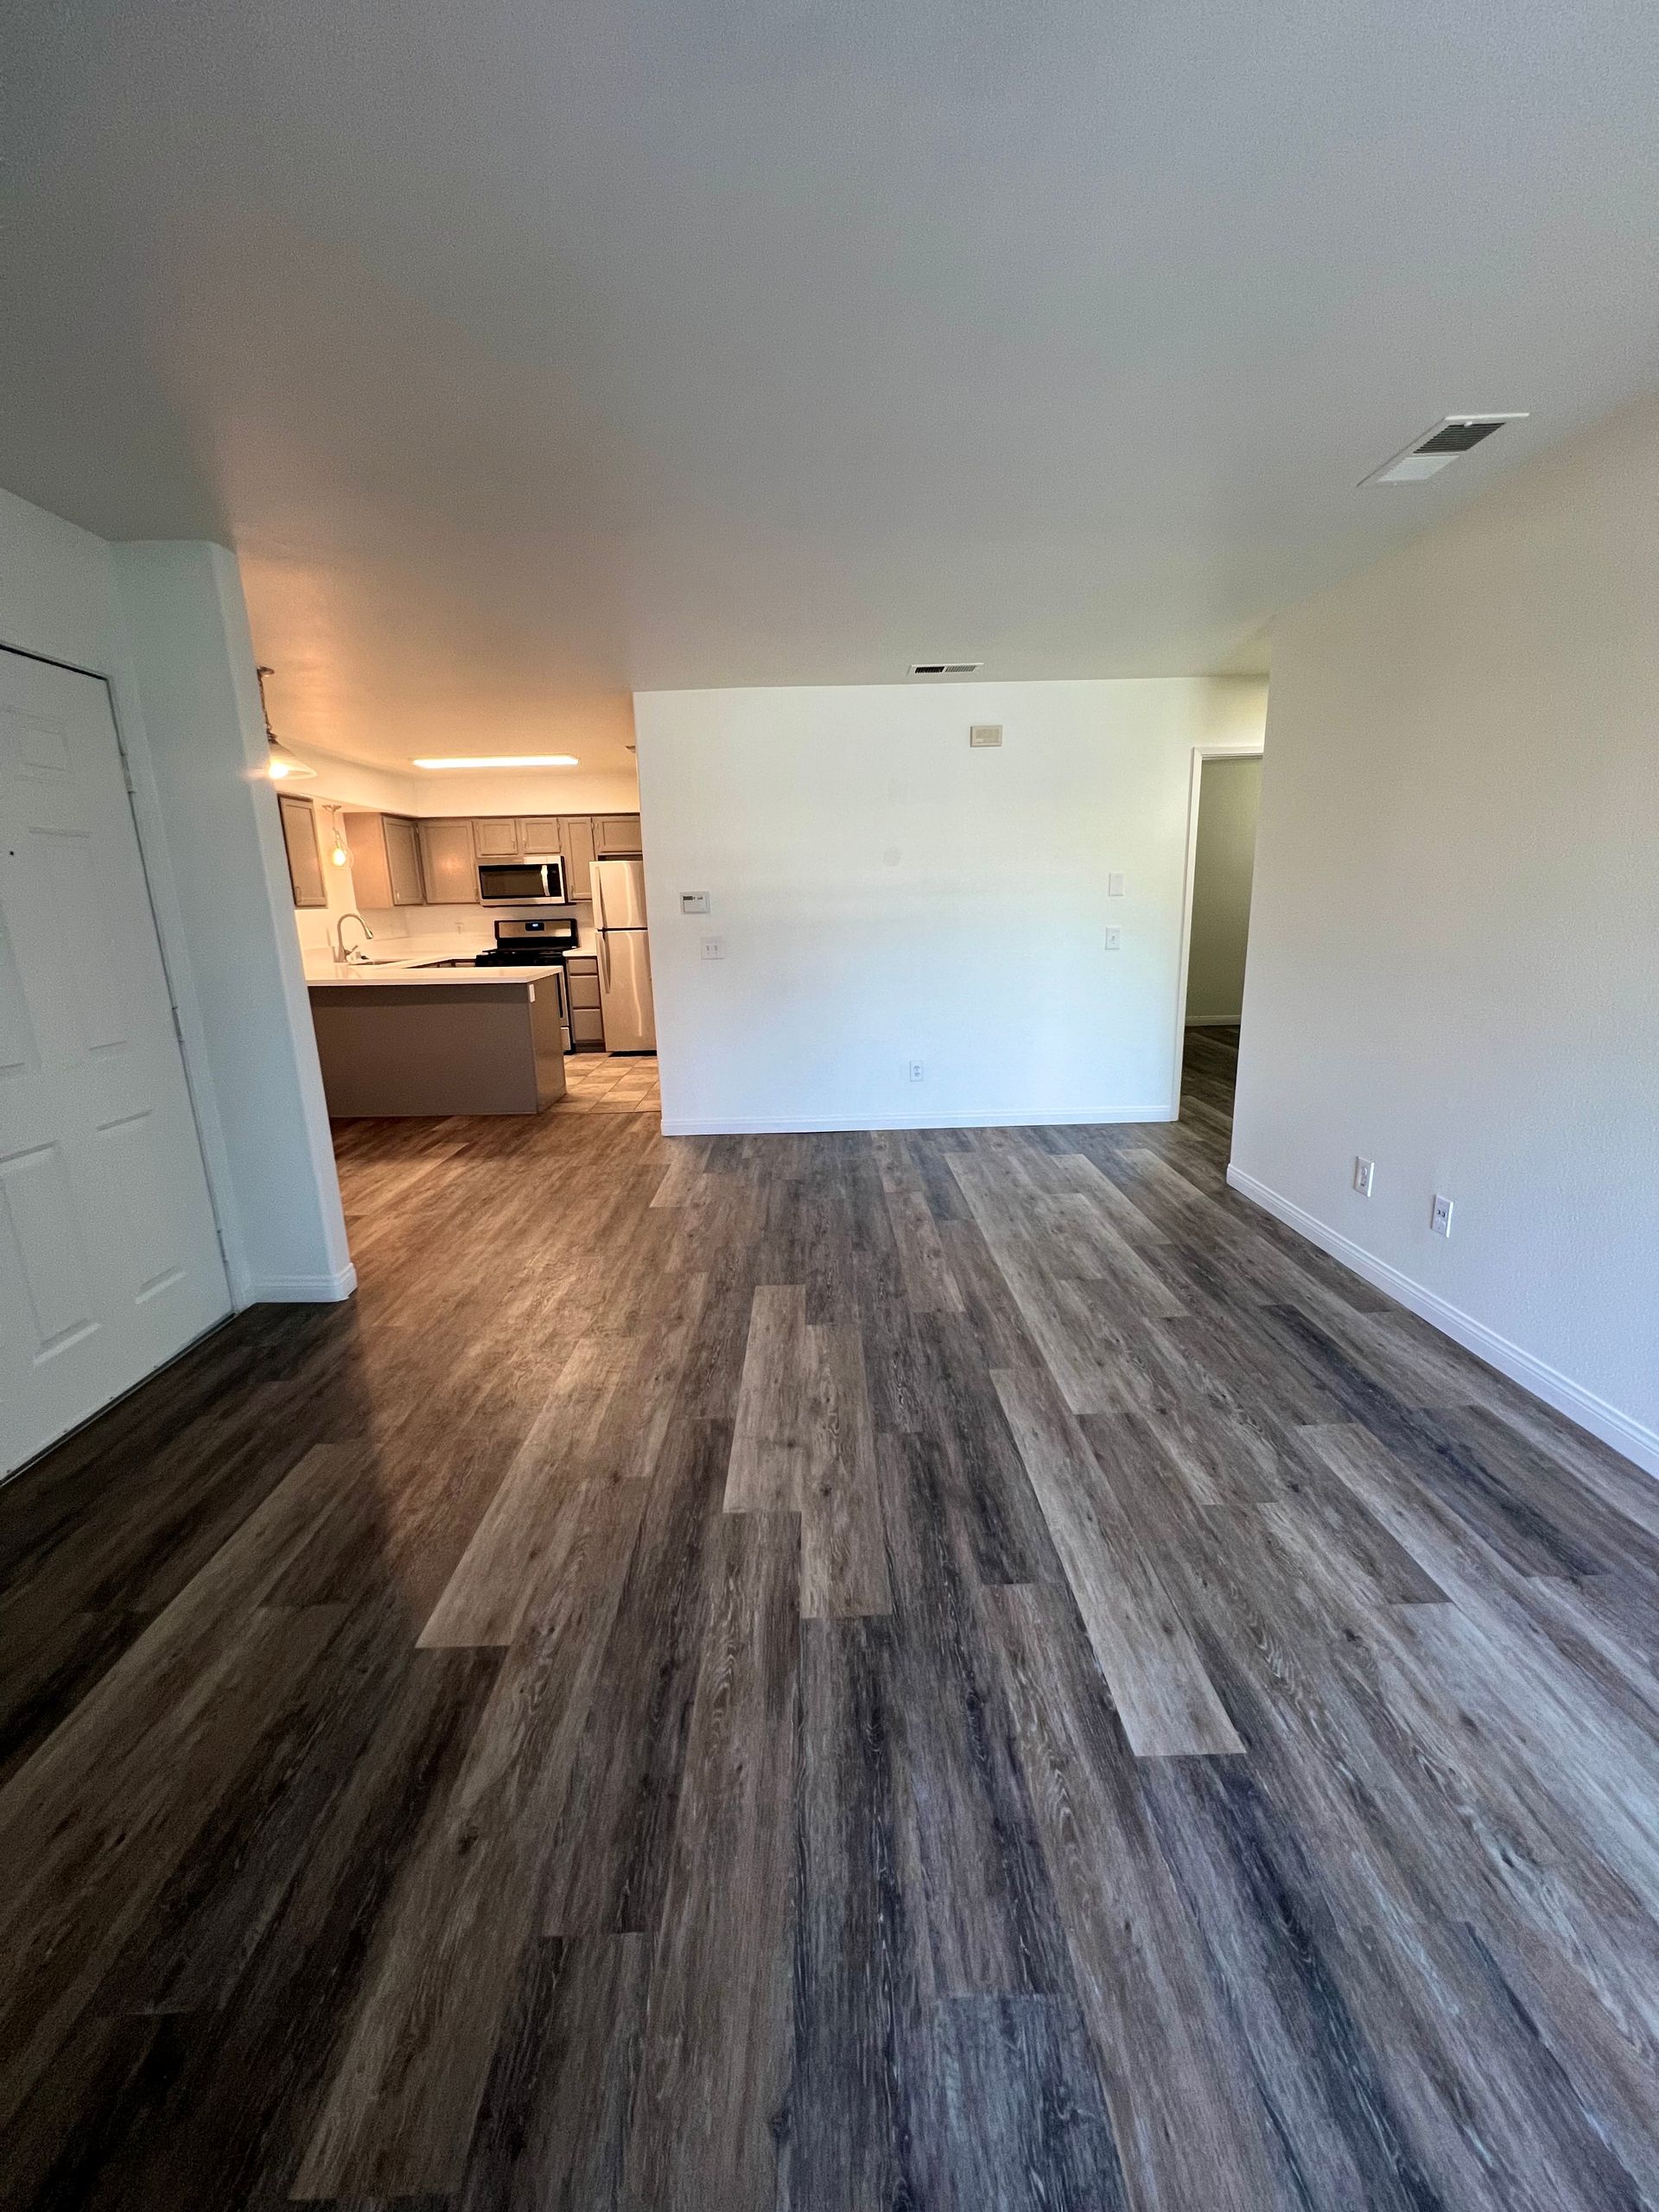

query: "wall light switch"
xmin=701 ymin=935 xmax=725 ymax=961
xmin=1108 ymin=873 xmax=1125 ymax=897
xmin=1103 ymin=927 xmax=1122 ymax=951
xmin=680 ymin=892 xmax=710 ymax=916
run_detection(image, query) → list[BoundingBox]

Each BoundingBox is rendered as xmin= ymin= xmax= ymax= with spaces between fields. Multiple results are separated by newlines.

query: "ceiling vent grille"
xmin=908 ymin=660 xmax=982 ymax=677
xmin=1361 ymin=413 xmax=1528 ymax=486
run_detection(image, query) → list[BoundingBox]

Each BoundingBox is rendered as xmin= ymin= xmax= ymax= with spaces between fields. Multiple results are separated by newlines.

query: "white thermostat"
xmin=969 ymin=724 xmax=1003 ymax=748
xmin=680 ymin=892 xmax=711 ymax=915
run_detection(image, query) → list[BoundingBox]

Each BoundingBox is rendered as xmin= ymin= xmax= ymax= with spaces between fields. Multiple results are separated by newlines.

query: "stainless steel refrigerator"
xmin=590 ymin=855 xmax=656 ymax=1051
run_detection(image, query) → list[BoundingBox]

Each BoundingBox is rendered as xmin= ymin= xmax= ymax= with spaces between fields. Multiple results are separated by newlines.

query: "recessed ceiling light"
xmin=1360 ymin=414 xmax=1528 ymax=486
xmin=412 ymin=754 xmax=581 ymax=769
xmin=908 ymin=661 xmax=982 ymax=677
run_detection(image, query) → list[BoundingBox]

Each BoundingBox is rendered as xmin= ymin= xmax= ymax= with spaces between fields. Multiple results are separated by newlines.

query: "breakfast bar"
xmin=306 ymin=963 xmax=568 ymax=1116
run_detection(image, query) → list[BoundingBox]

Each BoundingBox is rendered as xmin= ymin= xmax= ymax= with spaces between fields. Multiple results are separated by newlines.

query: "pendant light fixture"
xmin=257 ymin=665 xmax=316 ymax=781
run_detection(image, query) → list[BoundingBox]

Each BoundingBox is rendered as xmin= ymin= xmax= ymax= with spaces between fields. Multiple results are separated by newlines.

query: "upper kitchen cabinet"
xmin=278 ymin=792 xmax=328 ymax=907
xmin=557 ymin=815 xmax=595 ymax=899
xmin=345 ymin=810 xmax=428 ymax=908
xmin=594 ymin=814 xmax=642 ymax=855
xmin=518 ymin=817 xmax=563 ymax=852
xmin=473 ymin=817 xmax=520 ymax=858
xmin=418 ymin=817 xmax=478 ymax=903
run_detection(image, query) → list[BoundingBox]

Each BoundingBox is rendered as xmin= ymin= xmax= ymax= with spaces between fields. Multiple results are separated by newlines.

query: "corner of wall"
xmin=109 ymin=540 xmax=353 ymax=1305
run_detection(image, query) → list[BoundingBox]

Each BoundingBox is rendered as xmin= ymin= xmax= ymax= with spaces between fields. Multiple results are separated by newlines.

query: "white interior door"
xmin=0 ymin=648 xmax=232 ymax=1475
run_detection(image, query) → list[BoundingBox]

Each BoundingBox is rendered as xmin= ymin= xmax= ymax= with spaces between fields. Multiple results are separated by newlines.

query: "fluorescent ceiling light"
xmin=412 ymin=754 xmax=581 ymax=769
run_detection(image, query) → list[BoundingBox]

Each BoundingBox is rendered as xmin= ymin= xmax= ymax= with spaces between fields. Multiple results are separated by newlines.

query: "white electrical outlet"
xmin=1108 ymin=872 xmax=1125 ymax=897
xmin=700 ymin=935 xmax=725 ymax=961
xmin=1353 ymin=1157 xmax=1375 ymax=1198
xmin=908 ymin=1059 xmax=925 ymax=1082
xmin=1103 ymin=927 xmax=1122 ymax=951
xmin=1432 ymin=1193 xmax=1454 ymax=1237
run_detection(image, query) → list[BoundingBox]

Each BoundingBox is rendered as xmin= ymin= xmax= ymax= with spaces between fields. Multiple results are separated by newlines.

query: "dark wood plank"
xmin=932 ymin=1993 xmax=1129 ymax=2212
xmin=455 ymin=1934 xmax=648 ymax=2212
xmin=293 ymin=1484 xmax=645 ymax=2198
xmin=621 ymin=1510 xmax=800 ymax=2212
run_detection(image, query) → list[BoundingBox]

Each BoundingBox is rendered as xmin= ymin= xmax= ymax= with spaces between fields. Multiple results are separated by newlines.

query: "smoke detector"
xmin=908 ymin=660 xmax=982 ymax=677
xmin=1361 ymin=414 xmax=1528 ymax=486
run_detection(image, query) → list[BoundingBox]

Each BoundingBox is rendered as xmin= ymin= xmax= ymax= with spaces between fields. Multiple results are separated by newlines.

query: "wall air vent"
xmin=908 ymin=661 xmax=982 ymax=677
xmin=1361 ymin=413 xmax=1528 ymax=486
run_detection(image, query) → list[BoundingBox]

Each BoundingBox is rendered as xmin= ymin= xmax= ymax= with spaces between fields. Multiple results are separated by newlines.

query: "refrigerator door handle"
xmin=599 ymin=929 xmax=611 ymax=990
xmin=592 ymin=868 xmax=607 ymax=932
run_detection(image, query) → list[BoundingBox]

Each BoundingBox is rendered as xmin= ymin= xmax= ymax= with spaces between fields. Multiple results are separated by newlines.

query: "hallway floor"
xmin=3 ymin=1031 xmax=1659 ymax=2207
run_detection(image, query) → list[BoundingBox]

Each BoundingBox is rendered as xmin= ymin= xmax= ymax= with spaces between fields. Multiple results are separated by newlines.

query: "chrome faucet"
xmin=334 ymin=912 xmax=374 ymax=963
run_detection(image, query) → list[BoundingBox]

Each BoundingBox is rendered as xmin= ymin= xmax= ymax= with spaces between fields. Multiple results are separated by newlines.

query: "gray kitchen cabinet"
xmin=594 ymin=814 xmax=641 ymax=855
xmin=385 ymin=814 xmax=426 ymax=905
xmin=278 ymin=792 xmax=327 ymax=907
xmin=474 ymin=817 xmax=520 ymax=858
xmin=417 ymin=817 xmax=478 ymax=903
xmin=518 ymin=816 xmax=563 ymax=852
xmin=564 ymin=955 xmax=604 ymax=1046
xmin=557 ymin=814 xmax=596 ymax=899
xmin=345 ymin=810 xmax=427 ymax=908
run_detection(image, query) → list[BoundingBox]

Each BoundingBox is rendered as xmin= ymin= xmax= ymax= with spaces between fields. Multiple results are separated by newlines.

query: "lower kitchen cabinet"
xmin=564 ymin=955 xmax=604 ymax=1047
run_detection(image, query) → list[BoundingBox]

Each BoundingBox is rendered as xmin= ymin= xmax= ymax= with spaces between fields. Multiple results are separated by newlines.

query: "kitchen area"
xmin=276 ymin=788 xmax=657 ymax=1119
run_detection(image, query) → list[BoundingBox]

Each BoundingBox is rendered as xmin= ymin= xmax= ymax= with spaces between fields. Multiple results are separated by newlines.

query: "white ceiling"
xmin=3 ymin=0 xmax=1657 ymax=771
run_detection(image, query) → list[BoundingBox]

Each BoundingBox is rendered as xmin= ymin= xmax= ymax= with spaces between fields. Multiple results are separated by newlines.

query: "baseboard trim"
xmin=661 ymin=1105 xmax=1177 ymax=1136
xmin=1225 ymin=1165 xmax=1659 ymax=1479
xmin=243 ymin=1264 xmax=358 ymax=1306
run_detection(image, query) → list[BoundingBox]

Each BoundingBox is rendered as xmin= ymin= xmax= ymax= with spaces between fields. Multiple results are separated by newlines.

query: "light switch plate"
xmin=680 ymin=891 xmax=710 ymax=916
xmin=1103 ymin=927 xmax=1122 ymax=951
xmin=1108 ymin=872 xmax=1125 ymax=897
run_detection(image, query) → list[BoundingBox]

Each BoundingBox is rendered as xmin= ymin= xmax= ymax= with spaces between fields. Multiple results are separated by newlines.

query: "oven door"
xmin=477 ymin=858 xmax=567 ymax=903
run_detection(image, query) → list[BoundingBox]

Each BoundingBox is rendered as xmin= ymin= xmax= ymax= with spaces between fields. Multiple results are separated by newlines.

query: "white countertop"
xmin=304 ymin=956 xmax=564 ymax=989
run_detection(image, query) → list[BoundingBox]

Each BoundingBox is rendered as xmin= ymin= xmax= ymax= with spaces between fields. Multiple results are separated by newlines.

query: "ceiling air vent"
xmin=908 ymin=660 xmax=982 ymax=677
xmin=1361 ymin=413 xmax=1528 ymax=486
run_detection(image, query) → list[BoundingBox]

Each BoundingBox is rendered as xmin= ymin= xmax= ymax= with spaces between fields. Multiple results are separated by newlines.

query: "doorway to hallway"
xmin=1173 ymin=744 xmax=1263 ymax=1120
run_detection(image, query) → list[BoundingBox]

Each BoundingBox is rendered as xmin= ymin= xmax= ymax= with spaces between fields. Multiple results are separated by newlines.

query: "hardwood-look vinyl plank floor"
xmin=3 ymin=1022 xmax=1658 ymax=2207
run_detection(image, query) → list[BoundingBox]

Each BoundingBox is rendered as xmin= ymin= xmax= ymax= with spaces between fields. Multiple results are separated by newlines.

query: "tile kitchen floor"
xmin=559 ymin=1050 xmax=660 ymax=1115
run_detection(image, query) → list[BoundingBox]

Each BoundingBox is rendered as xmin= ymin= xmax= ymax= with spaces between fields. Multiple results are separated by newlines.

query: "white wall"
xmin=1233 ymin=388 xmax=1659 ymax=1474
xmin=0 ymin=480 xmax=352 ymax=1307
xmin=1185 ymin=754 xmax=1262 ymax=1024
xmin=635 ymin=677 xmax=1267 ymax=1134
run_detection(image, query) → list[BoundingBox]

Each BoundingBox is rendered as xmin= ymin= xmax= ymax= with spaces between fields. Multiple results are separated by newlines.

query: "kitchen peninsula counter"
xmin=306 ymin=962 xmax=567 ymax=1115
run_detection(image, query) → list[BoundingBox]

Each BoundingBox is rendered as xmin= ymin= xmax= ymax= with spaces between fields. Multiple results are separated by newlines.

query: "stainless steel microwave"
xmin=477 ymin=855 xmax=568 ymax=904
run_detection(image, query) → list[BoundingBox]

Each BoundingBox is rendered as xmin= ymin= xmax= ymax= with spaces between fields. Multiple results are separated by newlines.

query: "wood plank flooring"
xmin=4 ymin=1024 xmax=1659 ymax=2207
